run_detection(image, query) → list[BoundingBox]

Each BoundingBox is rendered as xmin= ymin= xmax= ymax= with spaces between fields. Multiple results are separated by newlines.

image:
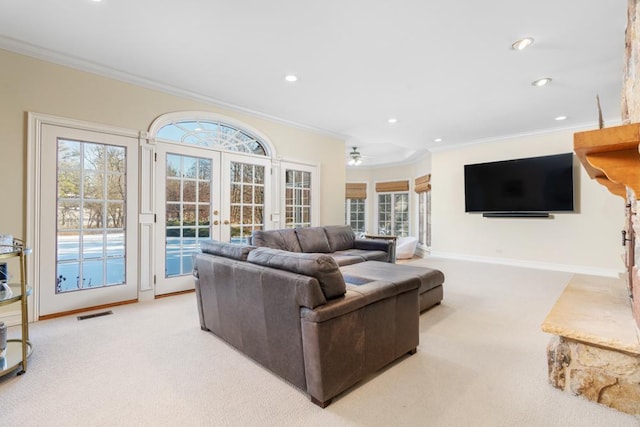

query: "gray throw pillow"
xmin=295 ymin=227 xmax=331 ymax=253
xmin=250 ymin=229 xmax=302 ymax=252
xmin=200 ymin=240 xmax=255 ymax=261
xmin=247 ymin=247 xmax=346 ymax=299
xmin=323 ymin=225 xmax=355 ymax=251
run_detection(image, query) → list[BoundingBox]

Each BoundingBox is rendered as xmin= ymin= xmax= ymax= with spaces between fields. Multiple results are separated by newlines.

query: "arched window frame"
xmin=148 ymin=111 xmax=277 ymax=159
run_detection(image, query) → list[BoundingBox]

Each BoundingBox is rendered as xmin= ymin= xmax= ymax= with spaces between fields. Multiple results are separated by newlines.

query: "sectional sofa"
xmin=193 ymin=228 xmax=445 ymax=407
xmin=193 ymin=241 xmax=422 ymax=407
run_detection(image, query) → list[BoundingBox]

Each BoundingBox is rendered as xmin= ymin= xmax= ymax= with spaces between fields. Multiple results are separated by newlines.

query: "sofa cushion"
xmin=329 ymin=252 xmax=366 ymax=266
xmin=295 ymin=227 xmax=331 ymax=253
xmin=340 ymin=260 xmax=445 ymax=295
xmin=323 ymin=225 xmax=355 ymax=252
xmin=337 ymin=249 xmax=389 ymax=262
xmin=251 ymin=229 xmax=302 ymax=252
xmin=200 ymin=240 xmax=256 ymax=261
xmin=247 ymin=247 xmax=346 ymax=299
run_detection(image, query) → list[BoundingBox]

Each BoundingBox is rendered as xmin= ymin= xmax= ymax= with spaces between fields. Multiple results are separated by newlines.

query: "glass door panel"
xmin=228 ymin=160 xmax=266 ymax=243
xmin=284 ymin=169 xmax=312 ymax=228
xmin=164 ymin=154 xmax=212 ymax=277
xmin=155 ymin=144 xmax=219 ymax=295
xmin=56 ymin=141 xmax=127 ymax=292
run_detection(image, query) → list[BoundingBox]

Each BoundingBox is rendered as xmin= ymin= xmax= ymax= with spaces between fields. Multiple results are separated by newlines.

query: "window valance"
xmin=414 ymin=174 xmax=431 ymax=193
xmin=345 ymin=182 xmax=367 ymax=199
xmin=375 ymin=180 xmax=409 ymax=193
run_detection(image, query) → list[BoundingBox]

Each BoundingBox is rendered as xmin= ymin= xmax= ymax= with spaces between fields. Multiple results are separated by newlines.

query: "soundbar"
xmin=482 ymin=212 xmax=550 ymax=218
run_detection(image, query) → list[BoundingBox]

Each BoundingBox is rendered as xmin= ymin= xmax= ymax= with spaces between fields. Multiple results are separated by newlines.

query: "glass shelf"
xmin=0 ymin=245 xmax=31 ymax=260
xmin=0 ymin=340 xmax=33 ymax=377
xmin=0 ymin=284 xmax=32 ymax=306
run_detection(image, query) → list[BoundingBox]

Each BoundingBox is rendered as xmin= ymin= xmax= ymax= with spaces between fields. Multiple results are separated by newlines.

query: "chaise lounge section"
xmin=341 ymin=261 xmax=445 ymax=313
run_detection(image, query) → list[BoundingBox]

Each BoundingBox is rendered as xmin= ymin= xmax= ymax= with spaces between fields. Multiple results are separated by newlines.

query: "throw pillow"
xmin=247 ymin=248 xmax=346 ymax=299
xmin=295 ymin=227 xmax=331 ymax=253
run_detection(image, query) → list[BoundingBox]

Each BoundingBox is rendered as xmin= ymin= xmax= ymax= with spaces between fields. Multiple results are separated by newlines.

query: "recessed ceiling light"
xmin=555 ymin=115 xmax=568 ymax=121
xmin=531 ymin=77 xmax=552 ymax=87
xmin=511 ymin=37 xmax=534 ymax=51
xmin=387 ymin=118 xmax=398 ymax=124
xmin=434 ymin=138 xmax=443 ymax=142
xmin=284 ymin=74 xmax=298 ymax=82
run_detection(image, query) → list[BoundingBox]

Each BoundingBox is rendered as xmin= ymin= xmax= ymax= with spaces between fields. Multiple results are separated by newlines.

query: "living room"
xmin=1 ymin=1 xmax=639 ymax=425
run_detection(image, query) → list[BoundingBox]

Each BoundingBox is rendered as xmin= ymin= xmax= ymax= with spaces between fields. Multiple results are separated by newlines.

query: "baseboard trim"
xmin=429 ymin=251 xmax=623 ymax=278
xmin=155 ymin=289 xmax=195 ymax=299
xmin=38 ymin=299 xmax=138 ymax=321
xmin=0 ymin=309 xmax=23 ymax=327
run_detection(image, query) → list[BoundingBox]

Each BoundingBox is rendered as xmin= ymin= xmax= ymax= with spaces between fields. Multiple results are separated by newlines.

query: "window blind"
xmin=414 ymin=174 xmax=431 ymax=193
xmin=345 ymin=182 xmax=367 ymax=199
xmin=375 ymin=180 xmax=409 ymax=193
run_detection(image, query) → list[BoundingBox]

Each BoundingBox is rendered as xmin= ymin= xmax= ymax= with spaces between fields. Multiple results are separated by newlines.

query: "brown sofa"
xmin=250 ymin=225 xmax=395 ymax=265
xmin=193 ymin=240 xmax=421 ymax=407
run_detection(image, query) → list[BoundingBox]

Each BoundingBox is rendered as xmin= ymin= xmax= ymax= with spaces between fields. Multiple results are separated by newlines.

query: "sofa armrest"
xmin=353 ymin=238 xmax=395 ymax=262
xmin=300 ymin=285 xmax=420 ymax=405
xmin=353 ymin=238 xmax=392 ymax=252
xmin=354 ymin=239 xmax=396 ymax=264
xmin=300 ymin=279 xmax=415 ymax=323
xmin=300 ymin=290 xmax=367 ymax=323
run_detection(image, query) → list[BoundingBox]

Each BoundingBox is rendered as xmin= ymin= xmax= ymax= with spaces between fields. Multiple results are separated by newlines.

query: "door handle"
xmin=213 ymin=220 xmax=219 ymax=226
xmin=223 ymin=220 xmax=230 ymax=225
xmin=213 ymin=210 xmax=219 ymax=216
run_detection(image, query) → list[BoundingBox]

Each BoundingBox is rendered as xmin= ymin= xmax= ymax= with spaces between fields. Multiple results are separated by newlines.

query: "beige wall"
xmin=0 ymin=49 xmax=346 ymax=240
xmin=431 ymin=129 xmax=624 ymax=275
xmin=348 ymin=131 xmax=623 ymax=275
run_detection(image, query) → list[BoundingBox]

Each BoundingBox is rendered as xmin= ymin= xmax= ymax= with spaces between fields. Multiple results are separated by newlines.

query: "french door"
xmin=39 ymin=125 xmax=139 ymax=317
xmin=154 ymin=144 xmax=270 ymax=295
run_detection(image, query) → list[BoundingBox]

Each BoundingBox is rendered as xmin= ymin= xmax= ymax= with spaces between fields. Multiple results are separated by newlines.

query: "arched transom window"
xmin=156 ymin=120 xmax=268 ymax=156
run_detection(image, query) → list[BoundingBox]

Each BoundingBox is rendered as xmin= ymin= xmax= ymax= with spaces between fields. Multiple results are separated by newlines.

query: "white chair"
xmin=396 ymin=236 xmax=418 ymax=259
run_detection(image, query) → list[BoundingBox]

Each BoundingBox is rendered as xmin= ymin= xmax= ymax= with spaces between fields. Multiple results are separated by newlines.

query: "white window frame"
xmin=345 ymin=198 xmax=366 ymax=234
xmin=375 ymin=191 xmax=410 ymax=237
xmin=279 ymin=161 xmax=320 ymax=228
xmin=418 ymin=190 xmax=431 ymax=247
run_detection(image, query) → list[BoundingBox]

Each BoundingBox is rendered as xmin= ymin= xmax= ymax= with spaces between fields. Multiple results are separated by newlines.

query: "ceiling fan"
xmin=347 ymin=147 xmax=362 ymax=166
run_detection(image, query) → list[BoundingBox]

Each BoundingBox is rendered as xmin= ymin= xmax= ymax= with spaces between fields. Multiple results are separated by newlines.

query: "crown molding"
xmin=0 ymin=36 xmax=348 ymax=142
xmin=428 ymin=119 xmax=624 ymax=153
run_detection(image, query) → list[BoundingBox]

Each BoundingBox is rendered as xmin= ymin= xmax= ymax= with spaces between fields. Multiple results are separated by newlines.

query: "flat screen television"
xmin=464 ymin=153 xmax=574 ymax=217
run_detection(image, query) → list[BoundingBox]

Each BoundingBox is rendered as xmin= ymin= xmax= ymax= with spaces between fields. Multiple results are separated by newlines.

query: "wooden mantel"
xmin=573 ymin=123 xmax=640 ymax=198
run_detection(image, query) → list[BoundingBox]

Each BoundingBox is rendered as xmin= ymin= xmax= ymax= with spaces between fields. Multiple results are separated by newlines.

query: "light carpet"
xmin=1 ymin=258 xmax=638 ymax=426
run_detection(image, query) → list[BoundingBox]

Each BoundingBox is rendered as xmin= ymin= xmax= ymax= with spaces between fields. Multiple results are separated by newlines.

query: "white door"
xmin=154 ymin=145 xmax=221 ymax=295
xmin=221 ymin=153 xmax=271 ymax=243
xmin=39 ymin=125 xmax=139 ymax=317
xmin=154 ymin=146 xmax=270 ymax=296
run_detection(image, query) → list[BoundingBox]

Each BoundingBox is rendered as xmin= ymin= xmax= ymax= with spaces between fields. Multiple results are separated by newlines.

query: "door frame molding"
xmin=27 ymin=113 xmax=142 ymax=321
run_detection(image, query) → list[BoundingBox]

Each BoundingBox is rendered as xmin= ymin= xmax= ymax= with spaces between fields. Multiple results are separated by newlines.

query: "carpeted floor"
xmin=1 ymin=258 xmax=638 ymax=426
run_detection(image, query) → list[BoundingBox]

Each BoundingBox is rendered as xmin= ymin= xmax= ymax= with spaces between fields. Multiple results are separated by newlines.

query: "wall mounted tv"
xmin=464 ymin=153 xmax=574 ymax=218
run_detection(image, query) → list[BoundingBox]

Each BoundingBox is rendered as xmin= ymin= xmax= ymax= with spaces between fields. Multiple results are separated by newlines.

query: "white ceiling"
xmin=0 ymin=0 xmax=628 ymax=167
